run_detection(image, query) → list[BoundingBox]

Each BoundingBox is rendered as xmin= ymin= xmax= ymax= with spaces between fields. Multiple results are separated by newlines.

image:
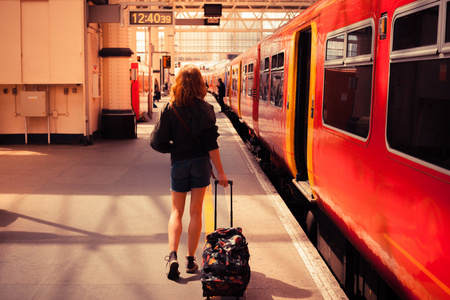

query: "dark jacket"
xmin=150 ymin=98 xmax=219 ymax=164
xmin=218 ymin=81 xmax=225 ymax=97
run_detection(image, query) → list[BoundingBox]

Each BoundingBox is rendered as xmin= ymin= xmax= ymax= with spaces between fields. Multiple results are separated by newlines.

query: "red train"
xmin=210 ymin=0 xmax=450 ymax=299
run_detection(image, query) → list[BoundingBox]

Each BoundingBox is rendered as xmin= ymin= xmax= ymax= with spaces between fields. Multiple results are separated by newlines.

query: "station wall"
xmin=0 ymin=0 xmax=102 ymax=143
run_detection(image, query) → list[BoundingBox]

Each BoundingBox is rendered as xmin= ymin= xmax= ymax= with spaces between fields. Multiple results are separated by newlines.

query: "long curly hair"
xmin=170 ymin=64 xmax=207 ymax=106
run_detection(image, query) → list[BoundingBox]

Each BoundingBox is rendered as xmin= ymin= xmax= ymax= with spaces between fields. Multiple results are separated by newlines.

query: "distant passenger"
xmin=163 ymin=80 xmax=169 ymax=95
xmin=150 ymin=64 xmax=228 ymax=280
xmin=217 ymin=78 xmax=225 ymax=112
xmin=154 ymin=78 xmax=161 ymax=102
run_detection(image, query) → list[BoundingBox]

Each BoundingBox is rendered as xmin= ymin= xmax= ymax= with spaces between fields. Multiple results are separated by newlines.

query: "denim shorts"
xmin=171 ymin=156 xmax=211 ymax=192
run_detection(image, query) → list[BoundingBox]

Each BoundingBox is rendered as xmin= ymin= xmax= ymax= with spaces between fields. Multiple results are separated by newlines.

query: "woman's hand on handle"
xmin=209 ymin=148 xmax=228 ymax=188
xmin=217 ymin=172 xmax=228 ymax=188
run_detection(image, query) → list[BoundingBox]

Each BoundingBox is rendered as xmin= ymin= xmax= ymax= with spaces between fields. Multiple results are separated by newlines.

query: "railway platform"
xmin=0 ymin=95 xmax=347 ymax=300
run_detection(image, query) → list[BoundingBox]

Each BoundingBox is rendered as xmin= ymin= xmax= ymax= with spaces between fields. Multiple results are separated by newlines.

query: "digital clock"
xmin=129 ymin=11 xmax=173 ymax=26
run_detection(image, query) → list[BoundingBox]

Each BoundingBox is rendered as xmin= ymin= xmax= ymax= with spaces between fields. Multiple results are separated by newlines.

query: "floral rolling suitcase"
xmin=201 ymin=180 xmax=251 ymax=300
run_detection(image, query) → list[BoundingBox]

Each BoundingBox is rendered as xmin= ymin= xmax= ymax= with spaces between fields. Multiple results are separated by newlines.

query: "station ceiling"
xmin=172 ymin=0 xmax=318 ymax=60
xmin=129 ymin=0 xmax=319 ymax=62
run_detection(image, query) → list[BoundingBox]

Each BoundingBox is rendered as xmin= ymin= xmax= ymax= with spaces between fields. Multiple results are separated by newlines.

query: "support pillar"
xmin=100 ymin=0 xmax=136 ymax=139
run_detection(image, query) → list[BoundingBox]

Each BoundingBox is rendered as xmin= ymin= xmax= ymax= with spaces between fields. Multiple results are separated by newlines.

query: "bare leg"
xmin=187 ymin=186 xmax=207 ymax=256
xmin=168 ymin=191 xmax=187 ymax=252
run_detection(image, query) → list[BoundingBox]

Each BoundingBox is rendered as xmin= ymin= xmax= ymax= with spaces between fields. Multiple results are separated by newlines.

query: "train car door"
xmin=253 ymin=46 xmax=260 ymax=133
xmin=226 ymin=65 xmax=232 ymax=107
xmin=295 ymin=29 xmax=311 ymax=181
xmin=292 ymin=26 xmax=317 ymax=203
xmin=237 ymin=60 xmax=242 ymax=118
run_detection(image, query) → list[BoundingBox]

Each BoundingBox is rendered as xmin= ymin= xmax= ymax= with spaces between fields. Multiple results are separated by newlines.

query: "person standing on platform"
xmin=217 ymin=78 xmax=225 ymax=112
xmin=150 ymin=64 xmax=228 ymax=280
xmin=154 ymin=78 xmax=161 ymax=102
xmin=163 ymin=80 xmax=169 ymax=96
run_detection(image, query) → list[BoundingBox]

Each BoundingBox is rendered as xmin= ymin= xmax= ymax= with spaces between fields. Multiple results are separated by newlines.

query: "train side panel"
xmin=258 ymin=33 xmax=292 ymax=169
xmin=308 ymin=0 xmax=450 ymax=299
xmin=222 ymin=0 xmax=450 ymax=298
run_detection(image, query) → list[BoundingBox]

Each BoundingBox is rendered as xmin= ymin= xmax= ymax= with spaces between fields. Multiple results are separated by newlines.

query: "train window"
xmin=387 ymin=1 xmax=450 ymax=171
xmin=260 ymin=72 xmax=269 ymax=102
xmin=387 ymin=59 xmax=450 ymax=170
xmin=272 ymin=55 xmax=278 ymax=69
xmin=232 ymin=69 xmax=237 ymax=92
xmin=270 ymin=52 xmax=284 ymax=107
xmin=278 ymin=53 xmax=284 ymax=68
xmin=323 ymin=66 xmax=372 ymax=137
xmin=326 ymin=34 xmax=344 ymax=60
xmin=244 ymin=65 xmax=248 ymax=74
xmin=323 ymin=20 xmax=374 ymax=139
xmin=248 ymin=76 xmax=253 ymax=97
xmin=260 ymin=57 xmax=270 ymax=102
xmin=231 ymin=70 xmax=235 ymax=91
xmin=270 ymin=52 xmax=285 ymax=107
xmin=270 ymin=71 xmax=284 ymax=107
xmin=264 ymin=57 xmax=270 ymax=70
xmin=347 ymin=26 xmax=372 ymax=57
xmin=248 ymin=63 xmax=254 ymax=97
xmin=242 ymin=73 xmax=247 ymax=98
xmin=392 ymin=5 xmax=439 ymax=51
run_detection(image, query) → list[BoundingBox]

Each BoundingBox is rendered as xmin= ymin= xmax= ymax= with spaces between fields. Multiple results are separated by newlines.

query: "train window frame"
xmin=347 ymin=26 xmax=373 ymax=59
xmin=232 ymin=69 xmax=234 ymax=92
xmin=278 ymin=52 xmax=285 ymax=68
xmin=270 ymin=51 xmax=285 ymax=108
xmin=272 ymin=55 xmax=278 ymax=69
xmin=326 ymin=34 xmax=345 ymax=62
xmin=322 ymin=19 xmax=375 ymax=141
xmin=247 ymin=63 xmax=254 ymax=97
xmin=259 ymin=56 xmax=270 ymax=102
xmin=390 ymin=0 xmax=443 ymax=60
xmin=386 ymin=0 xmax=450 ymax=174
xmin=325 ymin=19 xmax=375 ymax=67
xmin=232 ymin=67 xmax=238 ymax=92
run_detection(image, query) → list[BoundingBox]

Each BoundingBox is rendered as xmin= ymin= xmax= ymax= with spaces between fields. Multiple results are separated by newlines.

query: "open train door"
xmin=293 ymin=27 xmax=316 ymax=202
xmin=226 ymin=65 xmax=232 ymax=107
xmin=237 ymin=60 xmax=243 ymax=118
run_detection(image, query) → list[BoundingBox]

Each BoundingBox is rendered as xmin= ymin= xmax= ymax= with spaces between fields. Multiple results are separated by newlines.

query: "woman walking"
xmin=150 ymin=65 xmax=228 ymax=280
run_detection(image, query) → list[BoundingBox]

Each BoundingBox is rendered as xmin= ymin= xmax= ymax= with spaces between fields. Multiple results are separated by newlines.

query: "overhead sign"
xmin=175 ymin=18 xmax=220 ymax=26
xmin=163 ymin=56 xmax=171 ymax=68
xmin=129 ymin=11 xmax=173 ymax=26
xmin=203 ymin=4 xmax=222 ymax=17
xmin=89 ymin=5 xmax=121 ymax=23
xmin=205 ymin=18 xmax=220 ymax=26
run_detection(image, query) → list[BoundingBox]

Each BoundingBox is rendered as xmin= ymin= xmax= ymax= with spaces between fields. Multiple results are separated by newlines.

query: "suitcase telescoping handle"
xmin=214 ymin=180 xmax=233 ymax=230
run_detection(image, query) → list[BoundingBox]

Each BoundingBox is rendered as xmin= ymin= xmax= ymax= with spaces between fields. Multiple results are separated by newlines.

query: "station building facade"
xmin=0 ymin=0 xmax=103 ymax=144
